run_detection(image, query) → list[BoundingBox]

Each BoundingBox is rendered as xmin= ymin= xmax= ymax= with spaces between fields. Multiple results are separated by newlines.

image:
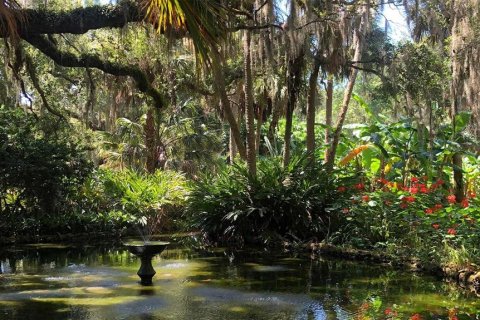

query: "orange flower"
xmin=432 ymin=223 xmax=440 ymax=230
xmin=468 ymin=191 xmax=476 ymax=198
xmin=461 ymin=198 xmax=469 ymax=208
xmin=447 ymin=194 xmax=456 ymax=204
xmin=362 ymin=195 xmax=370 ymax=202
xmin=410 ymin=314 xmax=422 ymax=320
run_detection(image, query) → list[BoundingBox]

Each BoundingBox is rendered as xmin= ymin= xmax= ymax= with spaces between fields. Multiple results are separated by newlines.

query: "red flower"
xmin=434 ymin=204 xmax=443 ymax=210
xmin=400 ymin=203 xmax=408 ymax=209
xmin=468 ymin=191 xmax=476 ymax=198
xmin=411 ymin=177 xmax=419 ymax=183
xmin=337 ymin=186 xmax=347 ymax=192
xmin=436 ymin=179 xmax=444 ymax=185
xmin=432 ymin=223 xmax=440 ymax=230
xmin=461 ymin=198 xmax=469 ymax=208
xmin=447 ymin=194 xmax=456 ymax=204
xmin=422 ymin=175 xmax=428 ymax=181
xmin=384 ymin=308 xmax=397 ymax=316
xmin=403 ymin=195 xmax=415 ymax=203
xmin=377 ymin=178 xmax=388 ymax=185
xmin=362 ymin=195 xmax=370 ymax=202
xmin=447 ymin=228 xmax=457 ymax=235
xmin=354 ymin=183 xmax=365 ymax=190
xmin=409 ymin=187 xmax=419 ymax=194
xmin=420 ymin=186 xmax=429 ymax=193
xmin=425 ymin=208 xmax=433 ymax=214
xmin=410 ymin=313 xmax=422 ymax=320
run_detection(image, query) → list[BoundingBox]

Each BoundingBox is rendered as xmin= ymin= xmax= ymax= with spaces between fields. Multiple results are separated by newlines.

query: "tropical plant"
xmin=82 ymin=169 xmax=189 ymax=238
xmin=187 ymin=154 xmax=345 ymax=245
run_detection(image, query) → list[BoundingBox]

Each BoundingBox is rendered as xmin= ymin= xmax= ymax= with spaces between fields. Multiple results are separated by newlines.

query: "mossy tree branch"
xmin=23 ymin=34 xmax=165 ymax=109
xmin=1 ymin=1 xmax=142 ymax=38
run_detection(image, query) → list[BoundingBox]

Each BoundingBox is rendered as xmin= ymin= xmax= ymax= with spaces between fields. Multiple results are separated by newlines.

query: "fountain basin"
xmin=124 ymin=241 xmax=169 ymax=286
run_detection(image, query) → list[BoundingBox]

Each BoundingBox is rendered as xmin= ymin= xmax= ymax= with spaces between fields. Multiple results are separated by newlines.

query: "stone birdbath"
xmin=124 ymin=241 xmax=169 ymax=286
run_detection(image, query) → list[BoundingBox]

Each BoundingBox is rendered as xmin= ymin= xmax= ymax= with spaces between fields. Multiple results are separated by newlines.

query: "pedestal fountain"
xmin=124 ymin=241 xmax=169 ymax=286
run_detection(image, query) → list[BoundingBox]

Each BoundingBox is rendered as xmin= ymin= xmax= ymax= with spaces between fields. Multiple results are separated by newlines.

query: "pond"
xmin=0 ymin=241 xmax=478 ymax=320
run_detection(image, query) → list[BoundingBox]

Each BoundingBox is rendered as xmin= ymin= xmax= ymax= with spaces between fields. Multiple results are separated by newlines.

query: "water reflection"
xmin=0 ymin=243 xmax=478 ymax=319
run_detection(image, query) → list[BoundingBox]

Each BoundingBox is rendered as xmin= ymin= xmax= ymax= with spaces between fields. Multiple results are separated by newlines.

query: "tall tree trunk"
xmin=256 ymin=89 xmax=267 ymax=154
xmin=448 ymin=0 xmax=480 ymax=201
xmin=229 ymin=102 xmax=238 ymax=163
xmin=267 ymin=92 xmax=284 ymax=143
xmin=324 ymin=74 xmax=333 ymax=146
xmin=282 ymin=51 xmax=305 ymax=166
xmin=244 ymin=30 xmax=256 ymax=176
xmin=211 ymin=49 xmax=247 ymax=160
xmin=306 ymin=56 xmax=321 ymax=157
xmin=145 ymin=108 xmax=156 ymax=173
xmin=325 ymin=4 xmax=369 ymax=171
xmin=453 ymin=153 xmax=464 ymax=202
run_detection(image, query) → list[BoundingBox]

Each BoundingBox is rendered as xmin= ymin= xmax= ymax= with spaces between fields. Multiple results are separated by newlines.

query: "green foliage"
xmin=187 ymin=155 xmax=342 ymax=245
xmin=81 ymin=169 xmax=190 ymax=234
xmin=0 ymin=106 xmax=92 ymax=234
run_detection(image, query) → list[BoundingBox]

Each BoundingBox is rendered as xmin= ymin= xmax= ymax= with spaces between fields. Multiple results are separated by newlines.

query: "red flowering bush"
xmin=332 ymin=175 xmax=480 ymax=265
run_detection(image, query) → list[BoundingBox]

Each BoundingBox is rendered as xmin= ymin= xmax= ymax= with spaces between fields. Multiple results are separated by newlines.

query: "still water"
xmin=0 ymin=241 xmax=478 ymax=319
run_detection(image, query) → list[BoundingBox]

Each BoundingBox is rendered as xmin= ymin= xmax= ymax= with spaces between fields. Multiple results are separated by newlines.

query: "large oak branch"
xmin=24 ymin=34 xmax=165 ymax=109
xmin=2 ymin=1 xmax=142 ymax=38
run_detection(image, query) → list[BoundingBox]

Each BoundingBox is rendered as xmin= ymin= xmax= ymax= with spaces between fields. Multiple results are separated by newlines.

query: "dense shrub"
xmin=0 ymin=107 xmax=92 ymax=235
xmin=187 ymin=155 xmax=344 ymax=245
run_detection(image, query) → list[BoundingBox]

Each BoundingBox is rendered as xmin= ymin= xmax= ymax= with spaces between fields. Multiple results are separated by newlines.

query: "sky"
xmin=96 ymin=0 xmax=410 ymax=43
xmin=381 ymin=3 xmax=410 ymax=42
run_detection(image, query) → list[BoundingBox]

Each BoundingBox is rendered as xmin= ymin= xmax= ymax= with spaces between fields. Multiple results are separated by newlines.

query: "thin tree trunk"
xmin=229 ymin=102 xmax=238 ymax=163
xmin=306 ymin=56 xmax=321 ymax=157
xmin=244 ymin=30 xmax=256 ymax=176
xmin=325 ymin=4 xmax=369 ymax=171
xmin=211 ymin=49 xmax=247 ymax=160
xmin=282 ymin=51 xmax=305 ymax=167
xmin=453 ymin=153 xmax=464 ymax=202
xmin=256 ymin=89 xmax=267 ymax=154
xmin=325 ymin=74 xmax=333 ymax=145
xmin=145 ymin=108 xmax=156 ymax=173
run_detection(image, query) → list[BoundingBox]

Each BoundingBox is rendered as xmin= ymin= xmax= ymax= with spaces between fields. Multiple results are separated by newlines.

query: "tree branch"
xmin=2 ymin=1 xmax=142 ymax=38
xmin=23 ymin=34 xmax=166 ymax=109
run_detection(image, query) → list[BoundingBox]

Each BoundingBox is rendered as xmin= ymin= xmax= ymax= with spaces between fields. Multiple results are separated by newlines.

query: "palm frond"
xmin=141 ymin=0 xmax=228 ymax=65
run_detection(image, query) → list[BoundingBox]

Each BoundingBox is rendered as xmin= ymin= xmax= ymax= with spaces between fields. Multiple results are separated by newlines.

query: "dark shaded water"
xmin=0 ymin=241 xmax=478 ymax=319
